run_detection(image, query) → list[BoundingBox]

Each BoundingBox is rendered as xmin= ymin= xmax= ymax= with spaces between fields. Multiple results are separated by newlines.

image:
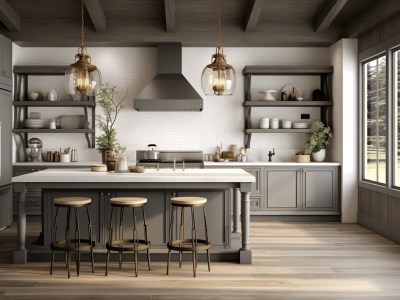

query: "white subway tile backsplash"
xmin=13 ymin=45 xmax=329 ymax=162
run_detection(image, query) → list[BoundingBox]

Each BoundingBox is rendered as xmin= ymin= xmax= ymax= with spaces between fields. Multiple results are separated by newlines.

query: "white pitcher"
xmin=47 ymin=89 xmax=60 ymax=101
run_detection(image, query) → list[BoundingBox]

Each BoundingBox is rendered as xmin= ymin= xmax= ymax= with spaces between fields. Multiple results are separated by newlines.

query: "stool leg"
xmin=106 ymin=206 xmax=114 ymax=276
xmin=66 ymin=207 xmax=72 ymax=279
xmin=50 ymin=206 xmax=59 ymax=275
xmin=142 ymin=205 xmax=151 ymax=271
xmin=179 ymin=207 xmax=184 ymax=268
xmin=74 ymin=207 xmax=81 ymax=277
xmin=203 ymin=206 xmax=211 ymax=271
xmin=119 ymin=207 xmax=125 ymax=269
xmin=86 ymin=205 xmax=94 ymax=273
xmin=166 ymin=205 xmax=175 ymax=275
xmin=133 ymin=207 xmax=138 ymax=277
xmin=191 ymin=207 xmax=196 ymax=277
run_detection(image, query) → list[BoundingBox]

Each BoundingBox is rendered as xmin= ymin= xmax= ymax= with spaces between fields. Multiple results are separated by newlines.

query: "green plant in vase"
xmin=307 ymin=121 xmax=331 ymax=162
xmin=95 ymin=84 xmax=126 ymax=163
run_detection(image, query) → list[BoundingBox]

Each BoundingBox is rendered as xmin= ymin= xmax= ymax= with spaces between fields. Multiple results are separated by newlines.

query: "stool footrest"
xmin=106 ymin=239 xmax=151 ymax=252
xmin=167 ymin=239 xmax=211 ymax=252
xmin=51 ymin=239 xmax=95 ymax=252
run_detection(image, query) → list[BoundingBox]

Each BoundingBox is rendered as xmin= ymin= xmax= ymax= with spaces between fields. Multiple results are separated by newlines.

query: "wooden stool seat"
xmin=167 ymin=196 xmax=211 ymax=277
xmin=54 ymin=197 xmax=92 ymax=206
xmin=171 ymin=196 xmax=207 ymax=206
xmin=110 ymin=197 xmax=147 ymax=207
xmin=106 ymin=197 xmax=151 ymax=277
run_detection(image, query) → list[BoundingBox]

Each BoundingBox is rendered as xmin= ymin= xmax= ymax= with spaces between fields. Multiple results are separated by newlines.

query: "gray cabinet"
xmin=0 ymin=34 xmax=12 ymax=88
xmin=302 ymin=167 xmax=337 ymax=211
xmin=265 ymin=168 xmax=301 ymax=210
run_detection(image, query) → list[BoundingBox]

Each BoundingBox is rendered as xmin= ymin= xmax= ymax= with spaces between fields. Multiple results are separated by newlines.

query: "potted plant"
xmin=308 ymin=121 xmax=331 ymax=162
xmin=295 ymin=147 xmax=312 ymax=163
xmin=95 ymin=84 xmax=126 ymax=164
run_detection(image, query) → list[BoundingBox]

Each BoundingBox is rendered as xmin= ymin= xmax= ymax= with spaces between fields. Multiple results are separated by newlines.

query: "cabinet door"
xmin=0 ymin=34 xmax=12 ymax=87
xmin=109 ymin=190 xmax=168 ymax=247
xmin=302 ymin=167 xmax=337 ymax=210
xmin=243 ymin=167 xmax=262 ymax=195
xmin=265 ymin=168 xmax=301 ymax=210
xmin=171 ymin=190 xmax=230 ymax=248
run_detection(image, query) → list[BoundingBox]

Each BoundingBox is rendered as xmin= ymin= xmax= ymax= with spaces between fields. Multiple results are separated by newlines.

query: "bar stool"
xmin=106 ymin=197 xmax=151 ymax=277
xmin=167 ymin=196 xmax=211 ymax=277
xmin=50 ymin=197 xmax=95 ymax=278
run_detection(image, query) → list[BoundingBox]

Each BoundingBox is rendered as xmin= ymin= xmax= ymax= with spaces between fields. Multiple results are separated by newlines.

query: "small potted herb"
xmin=308 ymin=121 xmax=331 ymax=162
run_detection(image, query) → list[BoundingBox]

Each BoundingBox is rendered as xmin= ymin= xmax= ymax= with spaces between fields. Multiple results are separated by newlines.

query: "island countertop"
xmin=12 ymin=168 xmax=256 ymax=183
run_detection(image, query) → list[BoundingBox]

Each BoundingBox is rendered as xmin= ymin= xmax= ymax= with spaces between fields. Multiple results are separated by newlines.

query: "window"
xmin=362 ymin=55 xmax=387 ymax=184
xmin=394 ymin=49 xmax=400 ymax=187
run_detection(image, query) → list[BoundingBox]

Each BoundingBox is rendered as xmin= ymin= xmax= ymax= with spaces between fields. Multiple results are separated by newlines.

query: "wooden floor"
xmin=1 ymin=219 xmax=400 ymax=299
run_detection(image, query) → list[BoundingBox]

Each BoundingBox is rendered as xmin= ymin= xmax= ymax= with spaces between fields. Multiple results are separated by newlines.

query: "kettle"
xmin=144 ymin=144 xmax=160 ymax=160
xmin=26 ymin=138 xmax=43 ymax=162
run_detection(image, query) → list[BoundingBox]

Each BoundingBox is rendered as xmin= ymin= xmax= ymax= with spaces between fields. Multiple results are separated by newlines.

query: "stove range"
xmin=136 ymin=150 xmax=204 ymax=169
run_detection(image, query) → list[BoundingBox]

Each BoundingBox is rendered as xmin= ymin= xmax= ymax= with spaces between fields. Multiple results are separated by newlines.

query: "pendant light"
xmin=201 ymin=0 xmax=236 ymax=96
xmin=65 ymin=0 xmax=101 ymax=99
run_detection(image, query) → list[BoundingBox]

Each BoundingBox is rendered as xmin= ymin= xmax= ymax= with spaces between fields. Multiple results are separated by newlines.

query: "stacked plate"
xmin=24 ymin=119 xmax=47 ymax=129
xmin=292 ymin=122 xmax=309 ymax=129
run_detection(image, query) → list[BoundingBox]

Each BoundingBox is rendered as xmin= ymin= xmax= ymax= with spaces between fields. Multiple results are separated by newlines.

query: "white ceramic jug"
xmin=47 ymin=89 xmax=60 ymax=101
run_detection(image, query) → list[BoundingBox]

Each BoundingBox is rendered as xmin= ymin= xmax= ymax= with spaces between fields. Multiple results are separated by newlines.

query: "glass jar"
xmin=114 ymin=155 xmax=128 ymax=172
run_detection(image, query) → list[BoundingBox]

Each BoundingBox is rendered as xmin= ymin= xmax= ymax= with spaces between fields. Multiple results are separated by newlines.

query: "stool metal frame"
xmin=167 ymin=200 xmax=211 ymax=277
xmin=50 ymin=201 xmax=95 ymax=278
xmin=106 ymin=199 xmax=151 ymax=277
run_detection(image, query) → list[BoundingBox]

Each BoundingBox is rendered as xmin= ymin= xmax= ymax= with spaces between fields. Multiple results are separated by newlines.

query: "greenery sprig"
xmin=296 ymin=121 xmax=331 ymax=155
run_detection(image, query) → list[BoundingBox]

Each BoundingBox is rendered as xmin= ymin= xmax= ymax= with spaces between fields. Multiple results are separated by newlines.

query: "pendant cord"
xmin=80 ymin=0 xmax=85 ymax=49
xmin=217 ymin=0 xmax=221 ymax=50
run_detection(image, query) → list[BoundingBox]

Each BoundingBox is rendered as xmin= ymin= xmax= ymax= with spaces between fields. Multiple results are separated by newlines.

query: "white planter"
xmin=312 ymin=149 xmax=326 ymax=162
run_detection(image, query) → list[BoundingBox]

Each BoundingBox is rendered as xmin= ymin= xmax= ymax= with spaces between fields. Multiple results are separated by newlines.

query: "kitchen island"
xmin=12 ymin=168 xmax=255 ymax=264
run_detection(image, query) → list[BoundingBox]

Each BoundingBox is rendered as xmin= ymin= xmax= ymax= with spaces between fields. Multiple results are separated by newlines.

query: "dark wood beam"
xmin=164 ymin=0 xmax=175 ymax=32
xmin=83 ymin=0 xmax=106 ymax=33
xmin=244 ymin=0 xmax=263 ymax=32
xmin=346 ymin=0 xmax=400 ymax=37
xmin=0 ymin=0 xmax=20 ymax=32
xmin=314 ymin=0 xmax=348 ymax=33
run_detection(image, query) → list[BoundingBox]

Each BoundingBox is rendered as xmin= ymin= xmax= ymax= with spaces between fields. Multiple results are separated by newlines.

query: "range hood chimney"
xmin=134 ymin=43 xmax=203 ymax=111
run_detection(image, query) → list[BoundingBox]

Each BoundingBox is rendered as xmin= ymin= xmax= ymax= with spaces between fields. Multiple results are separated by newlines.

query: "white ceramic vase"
xmin=312 ymin=149 xmax=326 ymax=162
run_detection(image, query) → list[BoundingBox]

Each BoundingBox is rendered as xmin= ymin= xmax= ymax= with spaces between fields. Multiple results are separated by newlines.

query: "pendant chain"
xmin=217 ymin=0 xmax=222 ymax=50
xmin=80 ymin=0 xmax=85 ymax=49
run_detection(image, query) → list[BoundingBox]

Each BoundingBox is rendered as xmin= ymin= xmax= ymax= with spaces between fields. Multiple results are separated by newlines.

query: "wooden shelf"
xmin=13 ymin=100 xmax=96 ymax=107
xmin=243 ymin=101 xmax=333 ymax=107
xmin=244 ymin=129 xmax=311 ymax=133
xmin=13 ymin=129 xmax=95 ymax=134
xmin=13 ymin=66 xmax=67 ymax=75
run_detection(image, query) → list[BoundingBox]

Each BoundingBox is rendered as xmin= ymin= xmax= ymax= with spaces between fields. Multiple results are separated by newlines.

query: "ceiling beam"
xmin=164 ymin=0 xmax=175 ymax=32
xmin=0 ymin=0 xmax=20 ymax=32
xmin=346 ymin=0 xmax=400 ymax=37
xmin=83 ymin=0 xmax=106 ymax=33
xmin=314 ymin=0 xmax=348 ymax=33
xmin=244 ymin=0 xmax=263 ymax=32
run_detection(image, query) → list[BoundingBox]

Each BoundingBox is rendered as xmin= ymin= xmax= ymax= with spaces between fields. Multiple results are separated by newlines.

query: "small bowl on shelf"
xmin=27 ymin=91 xmax=43 ymax=101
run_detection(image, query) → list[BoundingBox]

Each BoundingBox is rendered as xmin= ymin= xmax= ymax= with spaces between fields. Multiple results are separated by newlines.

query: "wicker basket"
xmin=294 ymin=154 xmax=310 ymax=163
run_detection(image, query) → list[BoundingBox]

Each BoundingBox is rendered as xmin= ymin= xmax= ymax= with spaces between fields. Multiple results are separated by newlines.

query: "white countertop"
xmin=204 ymin=161 xmax=341 ymax=167
xmin=12 ymin=168 xmax=256 ymax=183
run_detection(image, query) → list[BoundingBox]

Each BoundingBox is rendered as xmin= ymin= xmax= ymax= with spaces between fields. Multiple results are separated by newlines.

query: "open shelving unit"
xmin=12 ymin=66 xmax=96 ymax=148
xmin=242 ymin=65 xmax=334 ymax=148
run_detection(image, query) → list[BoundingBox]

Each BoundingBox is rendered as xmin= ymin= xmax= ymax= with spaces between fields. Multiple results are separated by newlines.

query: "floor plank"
xmin=1 ymin=219 xmax=400 ymax=299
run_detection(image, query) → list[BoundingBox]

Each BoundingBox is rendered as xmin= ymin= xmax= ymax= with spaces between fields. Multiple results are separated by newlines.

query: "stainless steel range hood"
xmin=134 ymin=43 xmax=203 ymax=111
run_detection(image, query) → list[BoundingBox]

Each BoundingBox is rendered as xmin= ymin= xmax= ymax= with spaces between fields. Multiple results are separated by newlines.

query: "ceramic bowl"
xmin=27 ymin=91 xmax=43 ymax=101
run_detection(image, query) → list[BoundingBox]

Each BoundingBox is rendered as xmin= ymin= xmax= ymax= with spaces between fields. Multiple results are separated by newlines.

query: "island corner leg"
xmin=240 ymin=191 xmax=252 ymax=264
xmin=233 ymin=188 xmax=240 ymax=234
xmin=13 ymin=184 xmax=27 ymax=264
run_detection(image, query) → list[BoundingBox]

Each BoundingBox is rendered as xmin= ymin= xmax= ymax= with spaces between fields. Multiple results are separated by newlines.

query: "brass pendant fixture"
xmin=201 ymin=0 xmax=236 ymax=96
xmin=65 ymin=0 xmax=101 ymax=100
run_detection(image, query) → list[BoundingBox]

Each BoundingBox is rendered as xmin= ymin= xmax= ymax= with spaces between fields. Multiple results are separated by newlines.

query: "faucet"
xmin=268 ymin=148 xmax=275 ymax=162
xmin=173 ymin=157 xmax=176 ymax=171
